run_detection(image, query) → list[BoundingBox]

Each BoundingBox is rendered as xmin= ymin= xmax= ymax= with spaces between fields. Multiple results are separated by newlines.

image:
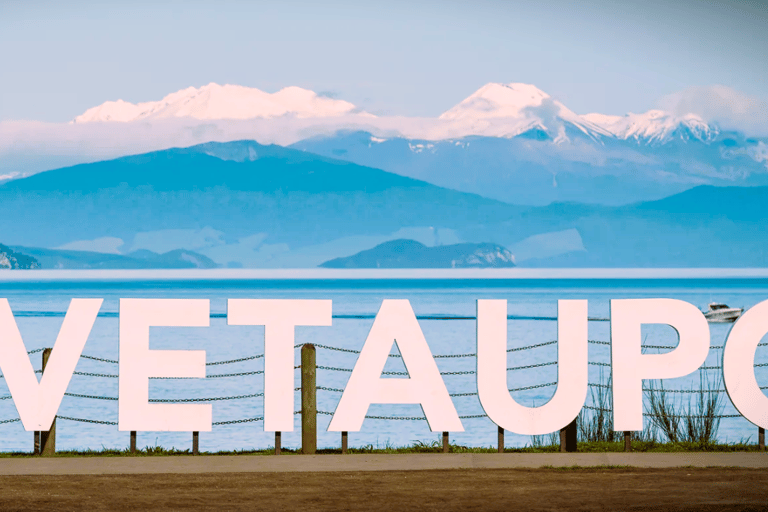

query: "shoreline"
xmin=4 ymin=267 xmax=768 ymax=283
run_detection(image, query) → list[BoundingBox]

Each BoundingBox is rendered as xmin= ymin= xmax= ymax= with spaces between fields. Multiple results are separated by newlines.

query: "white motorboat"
xmin=703 ymin=302 xmax=743 ymax=323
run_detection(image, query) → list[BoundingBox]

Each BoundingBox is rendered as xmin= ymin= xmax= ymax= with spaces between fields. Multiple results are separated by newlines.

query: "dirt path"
xmin=2 ymin=452 xmax=767 ymax=475
xmin=1 ymin=468 xmax=767 ymax=511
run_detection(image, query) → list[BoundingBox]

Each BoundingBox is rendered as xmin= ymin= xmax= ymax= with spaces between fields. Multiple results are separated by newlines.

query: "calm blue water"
xmin=1 ymin=274 xmax=767 ymax=453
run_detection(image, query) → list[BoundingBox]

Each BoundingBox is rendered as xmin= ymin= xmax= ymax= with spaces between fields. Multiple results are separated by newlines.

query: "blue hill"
xmin=0 ymin=140 xmax=520 ymax=249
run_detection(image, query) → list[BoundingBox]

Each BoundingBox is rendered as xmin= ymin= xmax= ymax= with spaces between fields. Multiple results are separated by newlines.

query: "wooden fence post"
xmin=341 ymin=431 xmax=348 ymax=454
xmin=624 ymin=431 xmax=632 ymax=452
xmin=275 ymin=432 xmax=281 ymax=455
xmin=498 ymin=426 xmax=504 ymax=453
xmin=192 ymin=431 xmax=199 ymax=455
xmin=130 ymin=431 xmax=137 ymax=454
xmin=760 ymin=427 xmax=765 ymax=451
xmin=40 ymin=348 xmax=56 ymax=456
xmin=560 ymin=417 xmax=577 ymax=452
xmin=442 ymin=432 xmax=449 ymax=453
xmin=301 ymin=344 xmax=317 ymax=455
xmin=34 ymin=431 xmax=40 ymax=455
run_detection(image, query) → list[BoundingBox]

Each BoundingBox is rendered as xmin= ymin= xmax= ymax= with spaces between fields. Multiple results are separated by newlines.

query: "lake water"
xmin=1 ymin=270 xmax=767 ymax=453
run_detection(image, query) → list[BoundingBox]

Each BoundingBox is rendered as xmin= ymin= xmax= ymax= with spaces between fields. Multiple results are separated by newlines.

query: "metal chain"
xmin=46 ymin=382 xmax=766 ymax=405
xmin=213 ymin=417 xmax=264 ymax=425
xmin=362 ymin=414 xmax=427 ymax=421
xmin=149 ymin=393 xmax=264 ymax=403
xmin=206 ymin=370 xmax=265 ymax=379
xmin=77 ymin=353 xmax=268 ymax=366
xmin=317 ymin=386 xmax=346 ymax=393
xmin=60 ymin=392 xmax=266 ymax=402
xmin=79 ymin=354 xmax=119 ymax=364
xmin=309 ymin=340 xmax=765 ymax=357
xmin=72 ymin=371 xmax=118 ymax=378
xmin=58 ymin=415 xmax=118 ymax=425
xmin=509 ymin=381 xmax=559 ymax=392
xmin=312 ymin=344 xmax=361 ymax=354
xmin=64 ymin=393 xmax=117 ymax=401
xmin=315 ymin=381 xmax=558 ymax=396
xmin=207 ymin=354 xmax=264 ymax=366
xmin=508 ymin=340 xmax=558 ymax=352
xmin=507 ymin=361 xmax=557 ymax=371
xmin=317 ymin=365 xmax=353 ymax=373
xmin=582 ymin=405 xmax=743 ymax=419
xmin=0 ymin=418 xmax=20 ymax=424
xmin=68 ymin=369 xmax=270 ymax=379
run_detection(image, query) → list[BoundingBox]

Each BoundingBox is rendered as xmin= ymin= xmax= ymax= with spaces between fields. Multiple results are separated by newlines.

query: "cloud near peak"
xmin=658 ymin=85 xmax=768 ymax=136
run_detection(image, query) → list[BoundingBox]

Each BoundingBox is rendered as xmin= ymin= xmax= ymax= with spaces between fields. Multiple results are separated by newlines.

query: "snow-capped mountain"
xmin=440 ymin=83 xmax=553 ymax=121
xmin=583 ymin=110 xmax=718 ymax=145
xmin=438 ymin=82 xmax=612 ymax=142
xmin=21 ymin=80 xmax=762 ymax=208
xmin=69 ymin=81 xmax=722 ymax=147
xmin=73 ymin=83 xmax=363 ymax=123
xmin=437 ymin=82 xmax=724 ymax=146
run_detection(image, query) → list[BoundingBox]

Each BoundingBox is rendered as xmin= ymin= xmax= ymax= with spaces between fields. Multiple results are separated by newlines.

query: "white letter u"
xmin=477 ymin=299 xmax=588 ymax=435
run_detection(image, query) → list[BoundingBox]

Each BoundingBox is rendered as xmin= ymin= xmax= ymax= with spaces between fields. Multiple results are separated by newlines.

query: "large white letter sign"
xmin=328 ymin=299 xmax=463 ymax=432
xmin=723 ymin=299 xmax=768 ymax=429
xmin=0 ymin=298 xmax=102 ymax=431
xmin=477 ymin=299 xmax=588 ymax=435
xmin=611 ymin=299 xmax=710 ymax=431
xmin=118 ymin=299 xmax=211 ymax=432
xmin=227 ymin=299 xmax=332 ymax=432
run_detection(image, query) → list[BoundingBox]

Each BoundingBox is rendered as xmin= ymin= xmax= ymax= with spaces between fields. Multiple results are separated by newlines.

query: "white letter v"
xmin=0 ymin=298 xmax=102 ymax=430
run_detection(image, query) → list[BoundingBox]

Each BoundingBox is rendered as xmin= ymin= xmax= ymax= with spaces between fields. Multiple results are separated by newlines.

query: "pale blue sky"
xmin=1 ymin=0 xmax=766 ymax=122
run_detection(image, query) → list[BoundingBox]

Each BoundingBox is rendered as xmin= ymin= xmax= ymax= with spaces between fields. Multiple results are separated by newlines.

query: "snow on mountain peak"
xmin=73 ymin=83 xmax=360 ymax=123
xmin=439 ymin=82 xmax=553 ymax=121
xmin=71 ymin=80 xmax=722 ymax=146
xmin=584 ymin=109 xmax=718 ymax=144
xmin=438 ymin=82 xmax=612 ymax=141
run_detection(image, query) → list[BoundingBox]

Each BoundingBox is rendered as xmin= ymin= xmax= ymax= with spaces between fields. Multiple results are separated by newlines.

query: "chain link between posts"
xmin=1 ymin=337 xmax=766 ymax=427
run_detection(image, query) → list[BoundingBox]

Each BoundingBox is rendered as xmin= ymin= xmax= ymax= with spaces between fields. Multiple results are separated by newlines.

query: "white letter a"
xmin=329 ymin=300 xmax=463 ymax=432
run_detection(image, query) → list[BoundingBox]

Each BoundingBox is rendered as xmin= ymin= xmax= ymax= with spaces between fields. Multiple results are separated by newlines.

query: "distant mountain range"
xmin=1 ymin=138 xmax=768 ymax=268
xmin=0 ymin=140 xmax=519 ymax=268
xmin=467 ymin=185 xmax=768 ymax=267
xmin=3 ymin=81 xmax=767 ymax=268
xmin=11 ymin=246 xmax=217 ymax=269
xmin=291 ymin=127 xmax=767 ymax=206
xmin=52 ymin=82 xmax=767 ymax=207
xmin=69 ymin=81 xmax=723 ymax=145
xmin=320 ymin=239 xmax=516 ymax=268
